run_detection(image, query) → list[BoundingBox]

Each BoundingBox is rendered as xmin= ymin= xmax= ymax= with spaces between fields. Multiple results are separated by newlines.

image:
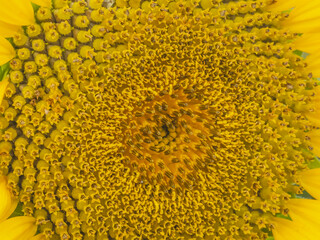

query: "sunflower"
xmin=0 ymin=0 xmax=320 ymax=239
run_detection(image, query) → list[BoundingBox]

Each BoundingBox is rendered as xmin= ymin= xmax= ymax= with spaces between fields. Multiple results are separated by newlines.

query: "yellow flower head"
xmin=0 ymin=0 xmax=320 ymax=239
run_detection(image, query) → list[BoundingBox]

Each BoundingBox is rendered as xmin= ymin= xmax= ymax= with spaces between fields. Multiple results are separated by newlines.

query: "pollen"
xmin=0 ymin=0 xmax=319 ymax=239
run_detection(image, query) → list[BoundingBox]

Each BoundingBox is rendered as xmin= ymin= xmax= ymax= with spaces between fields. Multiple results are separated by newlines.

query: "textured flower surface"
xmin=0 ymin=0 xmax=320 ymax=239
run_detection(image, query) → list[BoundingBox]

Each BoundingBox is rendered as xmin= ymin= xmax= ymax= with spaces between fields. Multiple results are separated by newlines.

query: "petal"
xmin=281 ymin=2 xmax=320 ymax=33
xmin=300 ymin=87 xmax=320 ymax=126
xmin=0 ymin=0 xmax=35 ymax=26
xmin=0 ymin=216 xmax=37 ymax=240
xmin=304 ymin=93 xmax=320 ymax=126
xmin=305 ymin=51 xmax=320 ymax=77
xmin=0 ymin=176 xmax=18 ymax=222
xmin=0 ymin=37 xmax=16 ymax=65
xmin=293 ymin=33 xmax=320 ymax=55
xmin=299 ymin=168 xmax=320 ymax=200
xmin=271 ymin=217 xmax=313 ymax=240
xmin=31 ymin=0 xmax=52 ymax=8
xmin=305 ymin=130 xmax=320 ymax=156
xmin=266 ymin=0 xmax=295 ymax=11
xmin=0 ymin=76 xmax=9 ymax=107
xmin=266 ymin=0 xmax=315 ymax=11
xmin=286 ymin=199 xmax=320 ymax=239
xmin=0 ymin=20 xmax=22 ymax=38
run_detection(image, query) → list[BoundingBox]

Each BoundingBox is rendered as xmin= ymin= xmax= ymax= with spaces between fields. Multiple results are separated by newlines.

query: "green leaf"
xmin=295 ymin=190 xmax=314 ymax=199
xmin=9 ymin=202 xmax=24 ymax=218
xmin=31 ymin=2 xmax=41 ymax=12
xmin=293 ymin=49 xmax=309 ymax=59
xmin=0 ymin=62 xmax=9 ymax=81
xmin=293 ymin=49 xmax=303 ymax=56
xmin=308 ymin=157 xmax=320 ymax=169
xmin=275 ymin=213 xmax=291 ymax=220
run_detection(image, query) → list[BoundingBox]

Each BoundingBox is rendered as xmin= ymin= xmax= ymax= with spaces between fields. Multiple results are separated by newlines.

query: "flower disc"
xmin=0 ymin=0 xmax=319 ymax=239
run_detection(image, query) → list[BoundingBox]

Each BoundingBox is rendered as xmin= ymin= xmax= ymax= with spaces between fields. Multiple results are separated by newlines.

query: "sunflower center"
xmin=0 ymin=0 xmax=318 ymax=239
xmin=121 ymin=89 xmax=212 ymax=191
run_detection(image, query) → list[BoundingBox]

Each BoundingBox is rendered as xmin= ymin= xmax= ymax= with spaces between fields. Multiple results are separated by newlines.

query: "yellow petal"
xmin=281 ymin=2 xmax=320 ymax=33
xmin=31 ymin=0 xmax=52 ymax=8
xmin=0 ymin=0 xmax=35 ymax=26
xmin=305 ymin=110 xmax=320 ymax=127
xmin=305 ymin=52 xmax=320 ymax=77
xmin=0 ymin=36 xmax=16 ymax=65
xmin=299 ymin=168 xmax=320 ymax=200
xmin=0 ymin=76 xmax=9 ymax=107
xmin=0 ymin=216 xmax=37 ymax=240
xmin=266 ymin=0 xmax=315 ymax=11
xmin=299 ymin=87 xmax=320 ymax=125
xmin=0 ymin=176 xmax=17 ymax=222
xmin=266 ymin=0 xmax=295 ymax=11
xmin=304 ymin=91 xmax=320 ymax=125
xmin=272 ymin=217 xmax=313 ymax=240
xmin=0 ymin=20 xmax=21 ymax=38
xmin=286 ymin=199 xmax=320 ymax=238
xmin=293 ymin=33 xmax=320 ymax=55
xmin=304 ymin=130 xmax=320 ymax=156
